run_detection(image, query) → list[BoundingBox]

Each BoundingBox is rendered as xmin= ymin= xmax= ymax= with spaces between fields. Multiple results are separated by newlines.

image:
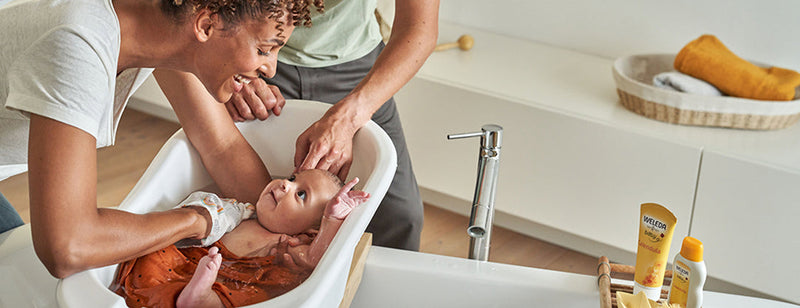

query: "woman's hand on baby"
xmin=281 ymin=245 xmax=315 ymax=271
xmin=270 ymin=235 xmax=313 ymax=270
xmin=224 ymin=77 xmax=285 ymax=122
xmin=173 ymin=192 xmax=253 ymax=248
xmin=286 ymin=232 xmax=315 ymax=247
xmin=324 ymin=178 xmax=370 ymax=220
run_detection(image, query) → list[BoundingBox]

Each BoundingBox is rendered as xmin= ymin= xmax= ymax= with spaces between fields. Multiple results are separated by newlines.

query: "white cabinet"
xmin=396 ymin=77 xmax=700 ymax=262
xmin=692 ymin=151 xmax=800 ymax=303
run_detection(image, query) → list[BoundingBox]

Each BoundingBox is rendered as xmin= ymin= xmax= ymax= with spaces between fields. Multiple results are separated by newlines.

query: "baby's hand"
xmin=286 ymin=231 xmax=316 ymax=247
xmin=324 ymin=178 xmax=370 ymax=220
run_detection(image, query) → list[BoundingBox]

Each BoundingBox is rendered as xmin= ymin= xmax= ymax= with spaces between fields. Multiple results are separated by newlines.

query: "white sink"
xmin=350 ymin=247 xmax=799 ymax=308
xmin=350 ymin=247 xmax=597 ymax=307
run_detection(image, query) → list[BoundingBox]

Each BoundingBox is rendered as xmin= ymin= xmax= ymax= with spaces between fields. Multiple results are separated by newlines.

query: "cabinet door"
xmin=396 ymin=78 xmax=700 ymax=257
xmin=692 ymin=150 xmax=800 ymax=303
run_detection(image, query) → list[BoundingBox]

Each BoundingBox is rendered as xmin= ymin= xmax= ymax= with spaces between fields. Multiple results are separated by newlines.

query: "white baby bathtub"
xmin=56 ymin=99 xmax=397 ymax=308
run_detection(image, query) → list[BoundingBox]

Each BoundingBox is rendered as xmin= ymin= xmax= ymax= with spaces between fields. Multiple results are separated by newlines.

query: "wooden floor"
xmin=0 ymin=109 xmax=598 ymax=277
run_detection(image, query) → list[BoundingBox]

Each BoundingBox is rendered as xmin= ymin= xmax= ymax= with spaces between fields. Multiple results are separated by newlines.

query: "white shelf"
xmin=427 ymin=22 xmax=800 ymax=173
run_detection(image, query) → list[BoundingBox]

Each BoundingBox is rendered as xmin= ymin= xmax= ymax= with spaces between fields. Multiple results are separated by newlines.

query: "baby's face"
xmin=255 ymin=169 xmax=340 ymax=234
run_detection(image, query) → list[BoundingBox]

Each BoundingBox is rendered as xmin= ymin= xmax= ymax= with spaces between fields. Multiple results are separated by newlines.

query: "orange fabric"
xmin=674 ymin=34 xmax=800 ymax=101
xmin=111 ymin=242 xmax=310 ymax=308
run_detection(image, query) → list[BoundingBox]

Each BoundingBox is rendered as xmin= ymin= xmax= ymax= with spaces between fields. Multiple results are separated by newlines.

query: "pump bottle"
xmin=668 ymin=236 xmax=707 ymax=308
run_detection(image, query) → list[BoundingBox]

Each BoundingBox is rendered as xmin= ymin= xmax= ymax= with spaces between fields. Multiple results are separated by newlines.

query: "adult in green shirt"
xmin=224 ymin=0 xmax=439 ymax=250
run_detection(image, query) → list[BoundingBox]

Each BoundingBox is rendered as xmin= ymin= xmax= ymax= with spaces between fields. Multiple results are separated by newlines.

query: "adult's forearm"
xmin=27 ymin=114 xmax=209 ymax=278
xmin=330 ymin=0 xmax=439 ymax=128
xmin=32 ymin=206 xmax=207 ymax=278
xmin=155 ymin=69 xmax=270 ymax=204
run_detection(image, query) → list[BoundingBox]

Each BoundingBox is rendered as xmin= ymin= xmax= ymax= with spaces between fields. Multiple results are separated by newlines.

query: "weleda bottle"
xmin=668 ymin=236 xmax=707 ymax=308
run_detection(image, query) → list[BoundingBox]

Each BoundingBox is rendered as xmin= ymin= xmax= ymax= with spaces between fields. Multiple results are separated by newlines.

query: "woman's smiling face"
xmin=255 ymin=169 xmax=341 ymax=235
xmin=193 ymin=12 xmax=294 ymax=102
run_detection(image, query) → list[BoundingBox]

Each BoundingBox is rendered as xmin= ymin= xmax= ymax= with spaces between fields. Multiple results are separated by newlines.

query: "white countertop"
xmin=427 ymin=22 xmax=800 ymax=172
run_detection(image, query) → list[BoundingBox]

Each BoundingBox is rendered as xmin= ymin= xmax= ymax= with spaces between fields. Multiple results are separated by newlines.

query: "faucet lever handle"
xmin=447 ymin=131 xmax=484 ymax=140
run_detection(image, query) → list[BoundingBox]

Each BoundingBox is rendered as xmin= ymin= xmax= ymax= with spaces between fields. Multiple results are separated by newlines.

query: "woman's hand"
xmin=173 ymin=192 xmax=254 ymax=248
xmin=224 ymin=77 xmax=285 ymax=122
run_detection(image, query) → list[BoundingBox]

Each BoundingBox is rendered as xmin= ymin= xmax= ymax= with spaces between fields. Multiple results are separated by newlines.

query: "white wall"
xmin=439 ymin=0 xmax=800 ymax=70
xmin=133 ymin=0 xmax=800 ymax=111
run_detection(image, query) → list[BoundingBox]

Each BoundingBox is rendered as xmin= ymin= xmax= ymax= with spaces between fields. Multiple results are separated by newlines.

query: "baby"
xmin=112 ymin=169 xmax=369 ymax=308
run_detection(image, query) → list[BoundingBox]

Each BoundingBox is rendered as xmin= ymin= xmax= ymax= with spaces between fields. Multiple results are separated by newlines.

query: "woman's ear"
xmin=193 ymin=9 xmax=216 ymax=42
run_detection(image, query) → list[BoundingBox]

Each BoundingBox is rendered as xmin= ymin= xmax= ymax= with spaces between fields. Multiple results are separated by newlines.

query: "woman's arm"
xmin=154 ymin=69 xmax=270 ymax=204
xmin=28 ymin=115 xmax=211 ymax=278
xmin=28 ymin=69 xmax=270 ymax=278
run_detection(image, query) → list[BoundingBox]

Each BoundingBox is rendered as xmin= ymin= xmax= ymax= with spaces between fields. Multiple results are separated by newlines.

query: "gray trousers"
xmin=0 ymin=191 xmax=24 ymax=234
xmin=265 ymin=43 xmax=423 ymax=251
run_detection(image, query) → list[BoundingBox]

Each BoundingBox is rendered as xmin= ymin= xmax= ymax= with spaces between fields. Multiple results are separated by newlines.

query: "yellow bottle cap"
xmin=680 ymin=236 xmax=704 ymax=262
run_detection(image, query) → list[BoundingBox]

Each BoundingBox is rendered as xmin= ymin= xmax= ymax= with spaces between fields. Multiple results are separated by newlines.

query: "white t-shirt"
xmin=0 ymin=0 xmax=153 ymax=181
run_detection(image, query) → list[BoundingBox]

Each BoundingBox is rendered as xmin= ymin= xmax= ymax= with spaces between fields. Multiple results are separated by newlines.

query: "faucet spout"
xmin=467 ymin=204 xmax=490 ymax=238
xmin=447 ymin=124 xmax=503 ymax=261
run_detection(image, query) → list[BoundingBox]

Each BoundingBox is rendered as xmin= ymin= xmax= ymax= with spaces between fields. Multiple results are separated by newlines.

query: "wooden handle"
xmin=598 ymin=256 xmax=613 ymax=308
xmin=434 ymin=34 xmax=474 ymax=52
xmin=598 ymin=256 xmax=674 ymax=308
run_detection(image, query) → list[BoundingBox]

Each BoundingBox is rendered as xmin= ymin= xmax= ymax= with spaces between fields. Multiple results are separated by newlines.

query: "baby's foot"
xmin=176 ymin=247 xmax=224 ymax=308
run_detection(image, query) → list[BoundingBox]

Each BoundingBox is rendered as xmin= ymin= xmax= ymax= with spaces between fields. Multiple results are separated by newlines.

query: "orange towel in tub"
xmin=110 ymin=242 xmax=310 ymax=308
xmin=674 ymin=34 xmax=800 ymax=101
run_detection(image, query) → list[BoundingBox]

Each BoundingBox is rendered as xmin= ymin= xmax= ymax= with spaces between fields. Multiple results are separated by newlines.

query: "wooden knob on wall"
xmin=434 ymin=35 xmax=474 ymax=52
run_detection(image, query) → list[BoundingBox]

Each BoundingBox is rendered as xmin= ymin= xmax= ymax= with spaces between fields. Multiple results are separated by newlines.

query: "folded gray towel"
xmin=653 ymin=72 xmax=723 ymax=96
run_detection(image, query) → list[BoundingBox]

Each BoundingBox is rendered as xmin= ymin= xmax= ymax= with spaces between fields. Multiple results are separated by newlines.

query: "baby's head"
xmin=255 ymin=169 xmax=344 ymax=234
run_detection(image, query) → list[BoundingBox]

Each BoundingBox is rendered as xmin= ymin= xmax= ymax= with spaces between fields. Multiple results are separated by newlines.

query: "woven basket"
xmin=612 ymin=54 xmax=800 ymax=130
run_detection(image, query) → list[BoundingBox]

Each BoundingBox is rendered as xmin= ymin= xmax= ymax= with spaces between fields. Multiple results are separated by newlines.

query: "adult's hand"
xmin=224 ymin=77 xmax=285 ymax=122
xmin=294 ymin=108 xmax=358 ymax=180
xmin=173 ymin=192 xmax=255 ymax=248
xmin=292 ymin=0 xmax=440 ymax=179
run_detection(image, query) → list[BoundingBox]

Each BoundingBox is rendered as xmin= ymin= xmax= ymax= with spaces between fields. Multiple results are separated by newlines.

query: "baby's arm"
xmin=282 ymin=178 xmax=369 ymax=269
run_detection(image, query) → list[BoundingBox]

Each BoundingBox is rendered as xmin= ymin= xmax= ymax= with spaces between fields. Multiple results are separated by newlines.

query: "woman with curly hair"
xmin=0 ymin=0 xmax=320 ymax=278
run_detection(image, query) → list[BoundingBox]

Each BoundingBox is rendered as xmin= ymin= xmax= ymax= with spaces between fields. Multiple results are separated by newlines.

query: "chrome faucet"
xmin=447 ymin=124 xmax=503 ymax=261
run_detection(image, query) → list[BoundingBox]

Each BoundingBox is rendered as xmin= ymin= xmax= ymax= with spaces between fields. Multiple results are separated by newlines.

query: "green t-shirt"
xmin=278 ymin=0 xmax=383 ymax=68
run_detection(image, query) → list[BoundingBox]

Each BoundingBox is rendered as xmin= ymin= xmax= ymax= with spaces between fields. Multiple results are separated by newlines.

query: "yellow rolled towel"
xmin=674 ymin=34 xmax=800 ymax=101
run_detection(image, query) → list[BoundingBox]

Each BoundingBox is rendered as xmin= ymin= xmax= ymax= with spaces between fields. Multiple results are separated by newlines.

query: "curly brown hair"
xmin=161 ymin=0 xmax=324 ymax=33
